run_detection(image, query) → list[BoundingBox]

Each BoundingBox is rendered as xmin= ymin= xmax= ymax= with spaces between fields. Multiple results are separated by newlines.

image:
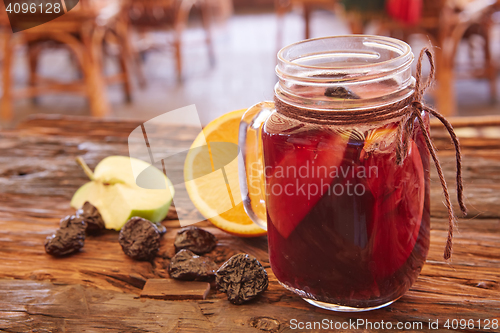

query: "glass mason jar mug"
xmin=239 ymin=36 xmax=431 ymax=312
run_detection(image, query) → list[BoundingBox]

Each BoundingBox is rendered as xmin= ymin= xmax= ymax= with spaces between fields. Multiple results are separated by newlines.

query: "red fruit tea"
xmin=262 ymin=116 xmax=430 ymax=309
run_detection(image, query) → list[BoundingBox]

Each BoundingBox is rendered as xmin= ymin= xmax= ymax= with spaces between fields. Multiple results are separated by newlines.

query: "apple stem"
xmin=76 ymin=157 xmax=95 ymax=181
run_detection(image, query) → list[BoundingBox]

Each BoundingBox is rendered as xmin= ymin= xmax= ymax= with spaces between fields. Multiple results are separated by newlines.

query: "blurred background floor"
xmin=3 ymin=7 xmax=500 ymax=127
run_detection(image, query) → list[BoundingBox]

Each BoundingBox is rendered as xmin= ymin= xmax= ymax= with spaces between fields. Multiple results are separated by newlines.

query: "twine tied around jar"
xmin=274 ymin=48 xmax=466 ymax=260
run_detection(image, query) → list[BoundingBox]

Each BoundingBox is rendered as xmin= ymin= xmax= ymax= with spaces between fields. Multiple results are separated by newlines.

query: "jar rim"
xmin=275 ymin=35 xmax=416 ymax=111
xmin=277 ymin=35 xmax=412 ymax=72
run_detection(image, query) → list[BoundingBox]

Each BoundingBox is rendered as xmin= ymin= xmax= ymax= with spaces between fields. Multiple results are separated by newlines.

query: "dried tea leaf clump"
xmin=216 ymin=253 xmax=268 ymax=305
xmin=118 ymin=217 xmax=160 ymax=261
xmin=169 ymin=249 xmax=219 ymax=281
xmin=324 ymin=86 xmax=360 ymax=100
xmin=45 ymin=215 xmax=86 ymax=256
xmin=76 ymin=201 xmax=105 ymax=233
xmin=174 ymin=226 xmax=217 ymax=254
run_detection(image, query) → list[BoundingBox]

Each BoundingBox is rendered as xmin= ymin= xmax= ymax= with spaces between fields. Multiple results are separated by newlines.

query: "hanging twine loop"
xmin=275 ymin=47 xmax=467 ymax=260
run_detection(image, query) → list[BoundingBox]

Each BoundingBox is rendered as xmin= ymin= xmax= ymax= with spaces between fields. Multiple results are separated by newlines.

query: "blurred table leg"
xmin=304 ymin=3 xmax=312 ymax=39
xmin=82 ymin=25 xmax=110 ymax=117
xmin=200 ymin=0 xmax=215 ymax=67
xmin=1 ymin=31 xmax=12 ymax=122
xmin=434 ymin=47 xmax=456 ymax=117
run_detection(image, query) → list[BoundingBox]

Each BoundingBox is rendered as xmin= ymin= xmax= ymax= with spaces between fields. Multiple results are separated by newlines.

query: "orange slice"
xmin=184 ymin=109 xmax=267 ymax=237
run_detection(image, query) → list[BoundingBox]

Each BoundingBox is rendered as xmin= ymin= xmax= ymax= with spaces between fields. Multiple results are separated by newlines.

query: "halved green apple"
xmin=71 ymin=156 xmax=174 ymax=230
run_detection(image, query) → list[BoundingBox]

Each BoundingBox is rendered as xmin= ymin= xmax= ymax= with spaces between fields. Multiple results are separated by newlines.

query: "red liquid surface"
xmin=263 ymin=117 xmax=430 ymax=308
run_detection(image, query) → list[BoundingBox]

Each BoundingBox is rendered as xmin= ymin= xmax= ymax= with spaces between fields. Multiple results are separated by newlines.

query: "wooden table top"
xmin=0 ymin=115 xmax=499 ymax=332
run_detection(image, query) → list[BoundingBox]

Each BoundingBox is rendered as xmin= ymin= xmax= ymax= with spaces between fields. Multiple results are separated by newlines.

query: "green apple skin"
xmin=71 ymin=156 xmax=174 ymax=230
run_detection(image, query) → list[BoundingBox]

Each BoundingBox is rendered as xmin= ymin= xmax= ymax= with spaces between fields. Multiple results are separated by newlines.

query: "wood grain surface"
xmin=0 ymin=115 xmax=499 ymax=333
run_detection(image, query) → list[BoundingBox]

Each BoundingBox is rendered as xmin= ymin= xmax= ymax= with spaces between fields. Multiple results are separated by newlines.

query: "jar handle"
xmin=238 ymin=101 xmax=274 ymax=231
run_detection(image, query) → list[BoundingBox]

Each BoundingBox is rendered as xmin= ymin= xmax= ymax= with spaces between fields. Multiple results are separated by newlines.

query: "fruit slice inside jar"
xmin=363 ymin=137 xmax=425 ymax=279
xmin=265 ymin=130 xmax=348 ymax=239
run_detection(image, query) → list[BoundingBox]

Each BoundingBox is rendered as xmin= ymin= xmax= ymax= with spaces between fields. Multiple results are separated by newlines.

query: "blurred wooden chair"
xmin=459 ymin=8 xmax=498 ymax=103
xmin=378 ymin=0 xmax=498 ymax=115
xmin=0 ymin=0 xmax=132 ymax=122
xmin=275 ymin=0 xmax=337 ymax=46
xmin=124 ymin=0 xmax=215 ymax=82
